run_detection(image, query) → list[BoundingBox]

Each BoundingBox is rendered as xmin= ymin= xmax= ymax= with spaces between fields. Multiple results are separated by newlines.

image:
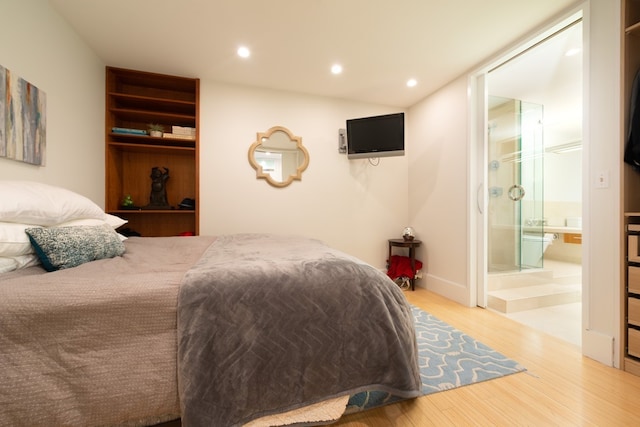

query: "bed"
xmin=0 ymin=181 xmax=421 ymax=426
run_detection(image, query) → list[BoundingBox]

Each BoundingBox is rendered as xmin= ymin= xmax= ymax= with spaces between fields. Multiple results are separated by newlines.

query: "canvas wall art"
xmin=0 ymin=65 xmax=46 ymax=166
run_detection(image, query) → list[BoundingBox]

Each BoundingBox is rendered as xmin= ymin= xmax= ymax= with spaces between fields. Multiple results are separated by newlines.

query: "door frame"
xmin=470 ymin=10 xmax=585 ymax=308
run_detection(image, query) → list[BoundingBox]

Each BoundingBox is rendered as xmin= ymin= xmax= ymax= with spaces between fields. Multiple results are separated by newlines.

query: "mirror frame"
xmin=248 ymin=126 xmax=310 ymax=188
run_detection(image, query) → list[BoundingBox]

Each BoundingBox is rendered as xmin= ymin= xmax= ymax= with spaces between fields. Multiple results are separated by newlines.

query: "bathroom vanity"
xmin=522 ymin=225 xmax=582 ymax=265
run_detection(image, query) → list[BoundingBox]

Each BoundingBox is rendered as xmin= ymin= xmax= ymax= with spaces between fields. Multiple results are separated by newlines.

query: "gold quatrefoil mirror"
xmin=248 ymin=126 xmax=310 ymax=188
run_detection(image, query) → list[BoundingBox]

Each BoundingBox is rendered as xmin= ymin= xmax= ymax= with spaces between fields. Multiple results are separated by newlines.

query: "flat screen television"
xmin=346 ymin=112 xmax=404 ymax=159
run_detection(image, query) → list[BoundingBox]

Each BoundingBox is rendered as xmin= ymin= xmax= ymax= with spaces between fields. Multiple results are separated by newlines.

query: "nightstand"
xmin=388 ymin=239 xmax=422 ymax=291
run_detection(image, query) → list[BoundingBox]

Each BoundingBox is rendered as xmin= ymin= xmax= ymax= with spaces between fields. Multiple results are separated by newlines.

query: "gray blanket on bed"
xmin=177 ymin=234 xmax=421 ymax=427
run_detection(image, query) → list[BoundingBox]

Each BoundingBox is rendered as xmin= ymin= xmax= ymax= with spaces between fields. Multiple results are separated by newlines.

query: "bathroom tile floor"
xmin=505 ymin=301 xmax=581 ymax=347
xmin=497 ymin=260 xmax=582 ymax=348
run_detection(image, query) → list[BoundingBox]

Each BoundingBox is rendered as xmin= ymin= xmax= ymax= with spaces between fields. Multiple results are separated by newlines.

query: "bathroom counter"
xmin=545 ymin=226 xmax=582 ymax=234
xmin=523 ymin=226 xmax=582 ymax=234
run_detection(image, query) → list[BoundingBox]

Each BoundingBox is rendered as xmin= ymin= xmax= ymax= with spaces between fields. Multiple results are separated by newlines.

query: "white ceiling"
xmin=489 ymin=20 xmax=583 ymax=147
xmin=49 ymin=0 xmax=578 ymax=108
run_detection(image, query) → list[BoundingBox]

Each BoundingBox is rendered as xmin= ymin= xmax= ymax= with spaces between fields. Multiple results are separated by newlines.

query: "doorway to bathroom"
xmin=487 ymin=96 xmax=545 ymax=273
xmin=484 ymin=18 xmax=583 ymax=347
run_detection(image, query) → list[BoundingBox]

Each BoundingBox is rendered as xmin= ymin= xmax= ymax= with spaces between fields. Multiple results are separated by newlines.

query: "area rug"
xmin=345 ymin=305 xmax=526 ymax=412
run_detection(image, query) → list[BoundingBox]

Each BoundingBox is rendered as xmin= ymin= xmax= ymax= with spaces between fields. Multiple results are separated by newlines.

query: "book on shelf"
xmin=171 ymin=125 xmax=196 ymax=136
xmin=112 ymin=127 xmax=148 ymax=135
xmin=162 ymin=132 xmax=196 ymax=140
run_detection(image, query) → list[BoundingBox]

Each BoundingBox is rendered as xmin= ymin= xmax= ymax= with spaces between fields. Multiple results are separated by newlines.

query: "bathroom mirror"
xmin=248 ymin=126 xmax=309 ymax=188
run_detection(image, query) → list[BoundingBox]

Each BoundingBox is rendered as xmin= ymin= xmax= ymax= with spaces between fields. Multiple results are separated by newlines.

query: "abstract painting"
xmin=0 ymin=65 xmax=46 ymax=166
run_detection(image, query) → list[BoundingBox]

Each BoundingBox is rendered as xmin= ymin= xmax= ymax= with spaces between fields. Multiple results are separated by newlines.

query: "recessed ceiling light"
xmin=331 ymin=64 xmax=343 ymax=75
xmin=237 ymin=46 xmax=251 ymax=58
xmin=406 ymin=78 xmax=417 ymax=87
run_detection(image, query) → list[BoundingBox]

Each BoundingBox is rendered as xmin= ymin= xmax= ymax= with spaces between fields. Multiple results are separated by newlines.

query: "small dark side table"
xmin=388 ymin=239 xmax=422 ymax=291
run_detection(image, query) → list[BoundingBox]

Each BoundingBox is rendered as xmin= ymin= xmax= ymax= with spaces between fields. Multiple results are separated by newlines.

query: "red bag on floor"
xmin=387 ymin=255 xmax=423 ymax=280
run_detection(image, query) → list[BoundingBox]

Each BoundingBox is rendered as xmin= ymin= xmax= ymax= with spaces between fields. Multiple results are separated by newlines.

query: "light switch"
xmin=596 ymin=170 xmax=609 ymax=189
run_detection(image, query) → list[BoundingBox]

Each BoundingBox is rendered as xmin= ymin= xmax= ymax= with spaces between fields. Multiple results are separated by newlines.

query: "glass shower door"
xmin=487 ymin=96 xmax=544 ymax=272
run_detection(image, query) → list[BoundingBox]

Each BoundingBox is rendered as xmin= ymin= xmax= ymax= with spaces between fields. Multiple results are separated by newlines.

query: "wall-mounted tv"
xmin=346 ymin=112 xmax=404 ymax=159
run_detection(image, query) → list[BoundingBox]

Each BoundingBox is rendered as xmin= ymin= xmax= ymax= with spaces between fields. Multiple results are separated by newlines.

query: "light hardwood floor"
xmin=334 ymin=288 xmax=640 ymax=426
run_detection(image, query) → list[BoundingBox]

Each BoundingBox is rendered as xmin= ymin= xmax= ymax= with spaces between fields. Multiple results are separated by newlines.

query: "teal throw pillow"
xmin=26 ymin=224 xmax=126 ymax=272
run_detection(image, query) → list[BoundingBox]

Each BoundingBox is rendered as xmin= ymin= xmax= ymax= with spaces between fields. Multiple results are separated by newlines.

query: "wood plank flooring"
xmin=158 ymin=288 xmax=640 ymax=426
xmin=334 ymin=288 xmax=640 ymax=426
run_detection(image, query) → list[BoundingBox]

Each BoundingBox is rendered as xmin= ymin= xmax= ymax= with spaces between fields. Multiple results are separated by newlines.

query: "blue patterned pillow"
xmin=26 ymin=224 xmax=126 ymax=272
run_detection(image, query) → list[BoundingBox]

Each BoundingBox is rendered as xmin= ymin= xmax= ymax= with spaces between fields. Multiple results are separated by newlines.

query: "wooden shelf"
xmin=627 ymin=21 xmax=640 ymax=34
xmin=105 ymin=66 xmax=199 ymax=237
xmin=108 ymin=92 xmax=196 ymax=110
xmin=108 ymin=138 xmax=196 ymax=151
xmin=109 ymin=107 xmax=195 ymax=124
xmin=109 ymin=209 xmax=195 ymax=214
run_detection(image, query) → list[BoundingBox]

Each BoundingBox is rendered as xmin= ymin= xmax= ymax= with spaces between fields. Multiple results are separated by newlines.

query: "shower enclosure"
xmin=488 ymin=96 xmax=544 ymax=272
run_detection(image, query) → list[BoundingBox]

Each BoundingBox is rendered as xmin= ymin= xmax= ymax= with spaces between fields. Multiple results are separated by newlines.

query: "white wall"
xmin=0 ymin=0 xmax=105 ymax=205
xmin=199 ymin=82 xmax=409 ymax=267
xmin=0 ymin=1 xmax=409 ymax=269
xmin=545 ymin=151 xmax=582 ymax=204
xmin=406 ymin=0 xmax=622 ymax=367
xmin=581 ymin=0 xmax=621 ymax=366
xmin=407 ymin=77 xmax=472 ymax=304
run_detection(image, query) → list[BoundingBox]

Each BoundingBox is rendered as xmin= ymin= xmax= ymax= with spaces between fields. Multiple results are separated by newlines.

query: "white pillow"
xmin=13 ymin=254 xmax=40 ymax=269
xmin=58 ymin=216 xmax=128 ymax=241
xmin=0 ymin=254 xmax=40 ymax=273
xmin=58 ymin=214 xmax=127 ymax=230
xmin=0 ymin=181 xmax=105 ymax=226
xmin=0 ymin=222 xmax=42 ymax=257
xmin=0 ymin=257 xmax=17 ymax=273
xmin=105 ymin=213 xmax=128 ymax=229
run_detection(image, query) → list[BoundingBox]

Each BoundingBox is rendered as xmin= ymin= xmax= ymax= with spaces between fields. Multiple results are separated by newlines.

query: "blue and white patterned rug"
xmin=346 ymin=305 xmax=526 ymax=412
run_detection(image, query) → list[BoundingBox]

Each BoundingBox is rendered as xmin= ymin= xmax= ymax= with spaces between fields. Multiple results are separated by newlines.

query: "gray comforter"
xmin=177 ymin=234 xmax=421 ymax=427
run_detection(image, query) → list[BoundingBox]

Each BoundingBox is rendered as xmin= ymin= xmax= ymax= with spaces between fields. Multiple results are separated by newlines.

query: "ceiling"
xmin=489 ymin=19 xmax=583 ymax=147
xmin=49 ymin=0 xmax=578 ymax=108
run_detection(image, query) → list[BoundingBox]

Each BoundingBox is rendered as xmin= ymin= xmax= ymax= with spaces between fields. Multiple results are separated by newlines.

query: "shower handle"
xmin=508 ymin=184 xmax=525 ymax=201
